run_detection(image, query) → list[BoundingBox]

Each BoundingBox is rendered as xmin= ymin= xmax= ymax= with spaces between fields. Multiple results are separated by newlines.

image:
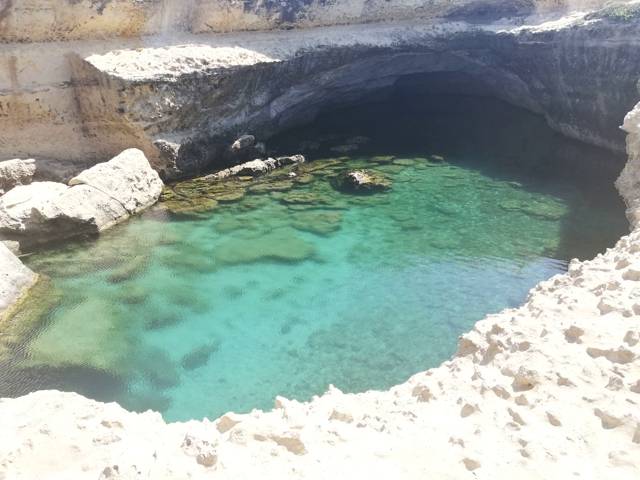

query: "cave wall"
xmin=68 ymin=13 xmax=640 ymax=179
xmin=0 ymin=0 xmax=637 ymax=176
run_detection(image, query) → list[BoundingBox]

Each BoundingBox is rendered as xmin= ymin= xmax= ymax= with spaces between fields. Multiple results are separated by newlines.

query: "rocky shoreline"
xmin=0 ymin=95 xmax=638 ymax=480
xmin=1 ymin=152 xmax=639 ymax=477
xmin=0 ymin=1 xmax=639 ymax=478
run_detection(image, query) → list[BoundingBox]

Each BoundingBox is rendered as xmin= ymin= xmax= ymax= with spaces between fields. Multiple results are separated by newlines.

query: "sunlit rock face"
xmin=71 ymin=11 xmax=640 ymax=179
xmin=0 ymin=0 xmax=588 ymax=42
xmin=0 ymin=1 xmax=638 ymax=179
xmin=0 ymin=149 xmax=163 ymax=250
xmin=0 ymin=242 xmax=36 ymax=322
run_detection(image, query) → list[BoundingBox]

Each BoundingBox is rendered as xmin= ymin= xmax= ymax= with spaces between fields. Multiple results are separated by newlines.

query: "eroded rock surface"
xmin=1 ymin=2 xmax=637 ymax=178
xmin=68 ymin=148 xmax=164 ymax=215
xmin=67 ymin=9 xmax=640 ymax=178
xmin=0 ymin=159 xmax=36 ymax=195
xmin=0 ymin=149 xmax=162 ymax=249
xmin=0 ymin=242 xmax=37 ymax=322
xmin=203 ymin=155 xmax=305 ymax=181
xmin=334 ymin=170 xmax=391 ymax=194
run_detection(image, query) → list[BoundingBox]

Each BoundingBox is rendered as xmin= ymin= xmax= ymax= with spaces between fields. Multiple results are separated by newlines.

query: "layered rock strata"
xmin=1 ymin=2 xmax=638 ymax=179
xmin=68 ymin=9 xmax=640 ymax=179
xmin=0 ymin=0 xmax=598 ymax=43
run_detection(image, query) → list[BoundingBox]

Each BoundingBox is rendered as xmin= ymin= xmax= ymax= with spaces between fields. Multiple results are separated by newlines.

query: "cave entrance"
xmin=1 ymin=76 xmax=629 ymax=421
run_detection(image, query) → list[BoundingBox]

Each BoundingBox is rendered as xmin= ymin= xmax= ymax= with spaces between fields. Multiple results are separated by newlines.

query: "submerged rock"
xmin=181 ymin=341 xmax=220 ymax=371
xmin=370 ymin=155 xmax=396 ymax=164
xmin=334 ymin=170 xmax=391 ymax=194
xmin=162 ymin=197 xmax=219 ymax=216
xmin=290 ymin=211 xmax=343 ymax=236
xmin=214 ymin=228 xmax=315 ymax=265
xmin=107 ymin=255 xmax=149 ymax=284
xmin=249 ymin=179 xmax=295 ymax=193
xmin=499 ymin=198 xmax=568 ymax=221
xmin=162 ymin=176 xmax=251 ymax=213
xmin=24 ymin=297 xmax=133 ymax=373
xmin=279 ymin=191 xmax=332 ymax=206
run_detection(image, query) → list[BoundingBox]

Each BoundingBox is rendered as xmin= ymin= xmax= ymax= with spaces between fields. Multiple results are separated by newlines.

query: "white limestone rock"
xmin=0 ymin=242 xmax=37 ymax=321
xmin=0 ymin=181 xmax=70 ymax=233
xmin=0 ymin=150 xmax=162 ymax=248
xmin=0 ymin=159 xmax=36 ymax=196
xmin=68 ymin=149 xmax=163 ymax=215
xmin=204 ymin=155 xmax=305 ymax=181
xmin=0 ymin=181 xmax=127 ymax=245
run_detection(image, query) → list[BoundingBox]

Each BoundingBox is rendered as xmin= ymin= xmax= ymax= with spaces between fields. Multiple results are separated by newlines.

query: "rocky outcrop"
xmin=0 ymin=149 xmax=162 ymax=250
xmin=68 ymin=148 xmax=164 ymax=215
xmin=62 ymin=9 xmax=640 ymax=179
xmin=0 ymin=158 xmax=35 ymax=195
xmin=0 ymin=242 xmax=37 ymax=322
xmin=203 ymin=154 xmax=305 ymax=181
xmin=334 ymin=170 xmax=391 ymax=194
xmin=0 ymin=0 xmax=579 ymax=43
xmin=0 ymin=2 xmax=635 ymax=178
xmin=617 ymin=103 xmax=640 ymax=228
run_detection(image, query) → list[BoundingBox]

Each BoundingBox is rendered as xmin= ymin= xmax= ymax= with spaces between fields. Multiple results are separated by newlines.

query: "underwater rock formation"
xmin=1 ymin=207 xmax=639 ymax=478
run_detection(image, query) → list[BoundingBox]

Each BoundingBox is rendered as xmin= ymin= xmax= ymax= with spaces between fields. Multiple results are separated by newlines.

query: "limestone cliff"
xmin=0 ymin=0 xmax=637 ymax=179
xmin=72 ymin=13 xmax=640 ymax=179
xmin=0 ymin=0 xmax=607 ymax=42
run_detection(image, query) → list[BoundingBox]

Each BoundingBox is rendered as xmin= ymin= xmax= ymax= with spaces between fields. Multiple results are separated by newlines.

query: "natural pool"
xmin=0 ymin=96 xmax=628 ymax=422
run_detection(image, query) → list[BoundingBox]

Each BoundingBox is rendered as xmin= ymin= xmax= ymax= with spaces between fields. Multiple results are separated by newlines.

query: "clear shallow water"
xmin=0 ymin=97 xmax=628 ymax=421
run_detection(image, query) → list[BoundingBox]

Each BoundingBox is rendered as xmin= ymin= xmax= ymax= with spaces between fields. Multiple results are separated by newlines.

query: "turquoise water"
xmin=0 ymin=96 xmax=627 ymax=421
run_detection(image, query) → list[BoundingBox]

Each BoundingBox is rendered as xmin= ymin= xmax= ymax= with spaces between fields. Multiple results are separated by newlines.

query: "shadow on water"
xmin=271 ymin=89 xmax=629 ymax=261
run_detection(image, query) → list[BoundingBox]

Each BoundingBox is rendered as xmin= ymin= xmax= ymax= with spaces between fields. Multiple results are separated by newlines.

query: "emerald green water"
xmin=0 ymin=96 xmax=627 ymax=421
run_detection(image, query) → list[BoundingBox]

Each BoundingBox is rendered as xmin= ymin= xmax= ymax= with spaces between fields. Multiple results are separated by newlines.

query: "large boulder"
xmin=69 ymin=149 xmax=163 ymax=214
xmin=0 ymin=159 xmax=36 ymax=195
xmin=0 ymin=242 xmax=37 ymax=321
xmin=0 ymin=149 xmax=162 ymax=249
